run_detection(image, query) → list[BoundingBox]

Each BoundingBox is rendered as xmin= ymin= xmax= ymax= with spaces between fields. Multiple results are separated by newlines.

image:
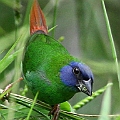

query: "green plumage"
xmin=23 ymin=33 xmax=79 ymax=105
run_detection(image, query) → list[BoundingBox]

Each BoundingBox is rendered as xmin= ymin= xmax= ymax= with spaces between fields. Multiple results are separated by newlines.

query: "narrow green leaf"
xmin=101 ymin=0 xmax=120 ymax=88
xmin=0 ymin=27 xmax=27 ymax=73
xmin=26 ymin=91 xmax=39 ymax=120
xmin=48 ymin=25 xmax=58 ymax=33
xmin=0 ymin=32 xmax=15 ymax=54
xmin=0 ymin=26 xmax=29 ymax=53
xmin=98 ymin=82 xmax=112 ymax=120
xmin=0 ymin=48 xmax=23 ymax=73
xmin=52 ymin=0 xmax=58 ymax=37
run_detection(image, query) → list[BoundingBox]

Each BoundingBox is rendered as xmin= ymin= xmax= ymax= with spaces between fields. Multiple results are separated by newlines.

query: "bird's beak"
xmin=76 ymin=79 xmax=93 ymax=96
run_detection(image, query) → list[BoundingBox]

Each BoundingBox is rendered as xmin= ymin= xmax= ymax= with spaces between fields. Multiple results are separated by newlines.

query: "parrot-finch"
xmin=22 ymin=0 xmax=94 ymax=119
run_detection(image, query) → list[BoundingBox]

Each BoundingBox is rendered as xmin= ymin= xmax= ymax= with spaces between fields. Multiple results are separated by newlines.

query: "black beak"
xmin=76 ymin=79 xmax=93 ymax=96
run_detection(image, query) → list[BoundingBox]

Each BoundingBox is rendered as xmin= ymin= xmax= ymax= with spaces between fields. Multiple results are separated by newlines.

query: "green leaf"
xmin=60 ymin=101 xmax=74 ymax=112
xmin=26 ymin=92 xmax=39 ymax=120
xmin=101 ymin=0 xmax=120 ymax=88
xmin=98 ymin=82 xmax=112 ymax=120
xmin=0 ymin=25 xmax=29 ymax=74
xmin=0 ymin=48 xmax=23 ymax=73
xmin=48 ymin=25 xmax=58 ymax=33
xmin=0 ymin=26 xmax=29 ymax=54
xmin=0 ymin=31 xmax=15 ymax=54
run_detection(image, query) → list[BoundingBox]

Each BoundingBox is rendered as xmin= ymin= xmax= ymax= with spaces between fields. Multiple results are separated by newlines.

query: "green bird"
xmin=22 ymin=0 xmax=94 ymax=119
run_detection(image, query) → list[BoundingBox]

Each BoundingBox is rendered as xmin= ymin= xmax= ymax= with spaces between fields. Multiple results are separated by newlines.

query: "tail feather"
xmin=30 ymin=0 xmax=48 ymax=35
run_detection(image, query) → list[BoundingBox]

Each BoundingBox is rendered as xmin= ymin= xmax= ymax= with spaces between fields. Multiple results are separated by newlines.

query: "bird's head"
xmin=60 ymin=61 xmax=94 ymax=96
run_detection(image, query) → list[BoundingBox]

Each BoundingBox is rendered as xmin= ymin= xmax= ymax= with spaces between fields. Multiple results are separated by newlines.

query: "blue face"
xmin=60 ymin=61 xmax=94 ymax=96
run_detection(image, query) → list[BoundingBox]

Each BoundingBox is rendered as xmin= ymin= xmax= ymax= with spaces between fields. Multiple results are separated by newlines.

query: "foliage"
xmin=0 ymin=83 xmax=114 ymax=120
xmin=0 ymin=0 xmax=120 ymax=120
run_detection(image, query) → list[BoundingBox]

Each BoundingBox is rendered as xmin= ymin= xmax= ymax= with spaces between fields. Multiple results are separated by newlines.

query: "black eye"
xmin=73 ymin=67 xmax=80 ymax=75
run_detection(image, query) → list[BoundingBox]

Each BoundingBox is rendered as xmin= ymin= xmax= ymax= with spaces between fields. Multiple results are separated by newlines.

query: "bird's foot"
xmin=48 ymin=104 xmax=60 ymax=120
xmin=1 ymin=77 xmax=23 ymax=101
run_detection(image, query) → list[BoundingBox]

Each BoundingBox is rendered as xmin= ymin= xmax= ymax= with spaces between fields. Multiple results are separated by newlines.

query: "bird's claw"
xmin=48 ymin=104 xmax=60 ymax=120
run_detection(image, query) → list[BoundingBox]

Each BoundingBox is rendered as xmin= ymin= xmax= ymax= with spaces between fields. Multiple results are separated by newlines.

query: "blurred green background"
xmin=0 ymin=0 xmax=120 ymax=119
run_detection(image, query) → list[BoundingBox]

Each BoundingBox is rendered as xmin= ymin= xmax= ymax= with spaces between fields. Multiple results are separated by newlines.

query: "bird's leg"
xmin=1 ymin=77 xmax=23 ymax=101
xmin=48 ymin=104 xmax=60 ymax=120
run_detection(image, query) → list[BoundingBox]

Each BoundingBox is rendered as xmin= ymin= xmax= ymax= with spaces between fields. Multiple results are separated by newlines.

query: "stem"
xmin=101 ymin=0 xmax=120 ymax=88
xmin=52 ymin=0 xmax=58 ymax=37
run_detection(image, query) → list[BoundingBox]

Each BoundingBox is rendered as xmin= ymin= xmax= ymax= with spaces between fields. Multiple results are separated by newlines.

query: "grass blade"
xmin=26 ymin=92 xmax=39 ymax=120
xmin=101 ymin=0 xmax=120 ymax=88
xmin=52 ymin=0 xmax=58 ymax=37
xmin=98 ymin=82 xmax=112 ymax=120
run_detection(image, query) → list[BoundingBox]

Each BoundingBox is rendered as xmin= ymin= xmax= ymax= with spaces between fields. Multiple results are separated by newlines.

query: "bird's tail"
xmin=30 ymin=0 xmax=48 ymax=35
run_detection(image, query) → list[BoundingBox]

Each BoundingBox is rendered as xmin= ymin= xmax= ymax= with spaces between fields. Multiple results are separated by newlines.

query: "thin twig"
xmin=62 ymin=111 xmax=120 ymax=118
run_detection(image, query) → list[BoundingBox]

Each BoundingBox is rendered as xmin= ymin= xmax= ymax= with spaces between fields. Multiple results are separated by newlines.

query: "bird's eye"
xmin=73 ymin=67 xmax=80 ymax=75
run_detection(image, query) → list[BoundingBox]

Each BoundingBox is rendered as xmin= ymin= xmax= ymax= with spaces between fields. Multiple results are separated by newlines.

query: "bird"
xmin=22 ymin=0 xmax=94 ymax=119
